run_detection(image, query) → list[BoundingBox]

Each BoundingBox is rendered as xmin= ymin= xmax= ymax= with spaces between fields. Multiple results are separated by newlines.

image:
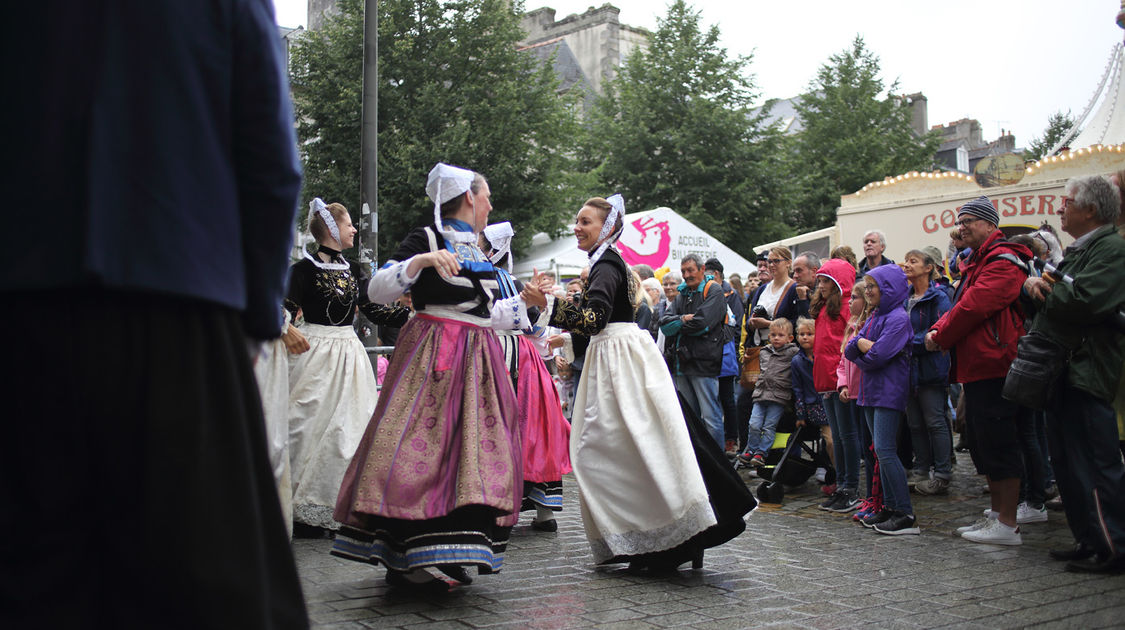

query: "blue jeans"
xmin=675 ymin=374 xmax=724 ymax=448
xmin=1018 ymin=407 xmax=1048 ymax=507
xmin=905 ymin=385 xmax=953 ymax=480
xmin=745 ymin=400 xmax=786 ymax=456
xmin=864 ymin=406 xmax=913 ymax=514
xmin=857 ymin=405 xmax=876 ymax=499
xmin=824 ymin=393 xmax=861 ymax=492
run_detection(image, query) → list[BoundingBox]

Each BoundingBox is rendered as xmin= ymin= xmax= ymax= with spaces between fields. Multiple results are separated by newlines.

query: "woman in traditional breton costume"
xmin=285 ymin=199 xmax=409 ymax=533
xmin=332 ymin=164 xmax=528 ymax=590
xmin=522 ymin=196 xmax=755 ymax=572
xmin=481 ymin=222 xmax=572 ymax=533
xmin=252 ymin=306 xmax=307 ymax=539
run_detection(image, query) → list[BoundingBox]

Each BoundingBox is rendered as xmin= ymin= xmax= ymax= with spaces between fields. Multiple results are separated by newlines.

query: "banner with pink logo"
xmin=514 ymin=207 xmax=756 ymax=280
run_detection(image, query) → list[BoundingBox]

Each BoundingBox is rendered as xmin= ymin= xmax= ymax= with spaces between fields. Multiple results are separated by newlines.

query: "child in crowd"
xmin=555 ymin=361 xmax=575 ymax=421
xmin=809 ymin=259 xmax=859 ymax=512
xmin=791 ymin=317 xmax=835 ymax=494
xmin=838 ymin=287 xmax=882 ymax=521
xmin=375 ymin=354 xmax=389 ymax=386
xmin=844 ymin=265 xmax=918 ymax=536
xmin=739 ymin=318 xmax=800 ymax=467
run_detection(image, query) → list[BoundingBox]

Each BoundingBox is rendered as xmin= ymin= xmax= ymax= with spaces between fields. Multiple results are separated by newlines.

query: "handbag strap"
xmin=780 ymin=280 xmax=795 ymax=310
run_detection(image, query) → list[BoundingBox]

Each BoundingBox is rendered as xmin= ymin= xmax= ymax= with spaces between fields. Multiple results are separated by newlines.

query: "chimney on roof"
xmin=906 ymin=92 xmax=928 ymax=137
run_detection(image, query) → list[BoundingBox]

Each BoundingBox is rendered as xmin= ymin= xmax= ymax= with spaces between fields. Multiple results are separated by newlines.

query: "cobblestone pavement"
xmin=293 ymin=453 xmax=1125 ymax=629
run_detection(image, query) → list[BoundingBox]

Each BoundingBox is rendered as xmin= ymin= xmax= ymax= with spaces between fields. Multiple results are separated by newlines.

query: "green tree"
xmin=289 ymin=0 xmax=581 ymax=260
xmin=582 ymin=0 xmax=790 ymax=257
xmin=1023 ymin=110 xmax=1078 ymax=161
xmin=790 ymin=36 xmax=941 ymax=230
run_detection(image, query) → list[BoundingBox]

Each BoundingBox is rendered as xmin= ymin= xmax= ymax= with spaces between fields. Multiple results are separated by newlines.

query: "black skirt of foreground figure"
xmin=619 ymin=392 xmax=757 ymax=572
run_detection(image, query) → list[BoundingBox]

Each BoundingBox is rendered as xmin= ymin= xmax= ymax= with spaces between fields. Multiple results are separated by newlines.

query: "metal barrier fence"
xmin=364 ymin=346 xmax=395 ymax=389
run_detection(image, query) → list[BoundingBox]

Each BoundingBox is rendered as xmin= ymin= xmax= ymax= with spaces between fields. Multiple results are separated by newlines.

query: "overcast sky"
xmin=273 ymin=0 xmax=1124 ymax=149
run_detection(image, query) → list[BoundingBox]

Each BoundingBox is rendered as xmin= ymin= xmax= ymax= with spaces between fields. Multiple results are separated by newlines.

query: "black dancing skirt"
xmin=622 ymin=393 xmax=757 ymax=568
xmin=0 ymin=289 xmax=307 ymax=630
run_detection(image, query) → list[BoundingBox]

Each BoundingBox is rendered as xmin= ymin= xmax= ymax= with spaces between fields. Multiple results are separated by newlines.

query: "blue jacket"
xmin=791 ymin=351 xmax=819 ymax=405
xmin=844 ymin=265 xmax=912 ymax=412
xmin=791 ymin=351 xmax=822 ymax=423
xmin=4 ymin=1 xmax=302 ymax=339
xmin=720 ymin=340 xmax=740 ymax=377
xmin=908 ymin=284 xmax=952 ymax=390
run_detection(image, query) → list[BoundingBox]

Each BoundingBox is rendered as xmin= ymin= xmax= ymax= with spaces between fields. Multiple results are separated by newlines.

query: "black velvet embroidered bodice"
xmin=285 ymin=248 xmax=408 ymax=327
xmin=548 ymin=247 xmax=635 ymax=336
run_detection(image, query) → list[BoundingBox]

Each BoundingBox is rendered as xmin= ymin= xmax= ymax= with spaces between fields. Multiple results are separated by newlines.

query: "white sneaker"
xmin=962 ymin=518 xmax=1022 ymax=545
xmin=1016 ymin=502 xmax=1048 ymax=524
xmin=957 ymin=512 xmax=997 ymax=535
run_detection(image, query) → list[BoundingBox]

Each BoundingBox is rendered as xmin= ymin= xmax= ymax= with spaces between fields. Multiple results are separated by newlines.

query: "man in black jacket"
xmin=660 ymin=254 xmax=728 ymax=448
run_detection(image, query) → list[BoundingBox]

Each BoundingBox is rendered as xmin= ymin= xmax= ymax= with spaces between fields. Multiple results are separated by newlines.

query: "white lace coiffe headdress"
xmin=426 ymin=162 xmax=478 ymax=243
xmin=308 ymin=197 xmax=341 ymax=246
xmin=588 ymin=193 xmax=626 ymax=266
xmin=304 ymin=197 xmax=350 ymax=270
xmin=483 ymin=221 xmax=515 ymax=272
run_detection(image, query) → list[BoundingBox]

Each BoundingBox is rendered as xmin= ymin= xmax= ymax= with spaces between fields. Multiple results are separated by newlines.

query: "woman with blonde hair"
xmin=830 ymin=245 xmax=858 ymax=273
xmin=631 ymin=269 xmax=653 ymax=332
xmin=641 ymin=276 xmax=664 ymax=340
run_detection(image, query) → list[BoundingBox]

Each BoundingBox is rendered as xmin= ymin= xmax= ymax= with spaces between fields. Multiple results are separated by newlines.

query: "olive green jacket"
xmin=1030 ymin=224 xmax=1125 ymax=403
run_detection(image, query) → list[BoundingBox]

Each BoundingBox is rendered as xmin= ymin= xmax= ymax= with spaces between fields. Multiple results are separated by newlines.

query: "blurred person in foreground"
xmin=1 ymin=1 xmax=308 ymax=628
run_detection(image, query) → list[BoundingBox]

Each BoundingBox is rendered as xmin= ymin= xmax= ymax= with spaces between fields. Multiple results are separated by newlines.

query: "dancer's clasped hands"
xmin=520 ymin=268 xmax=551 ymax=308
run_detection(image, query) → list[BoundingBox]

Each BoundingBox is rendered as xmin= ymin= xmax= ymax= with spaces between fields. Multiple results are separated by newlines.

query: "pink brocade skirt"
xmin=334 ymin=313 xmax=522 ymax=528
xmin=517 ymin=336 xmax=572 ymax=482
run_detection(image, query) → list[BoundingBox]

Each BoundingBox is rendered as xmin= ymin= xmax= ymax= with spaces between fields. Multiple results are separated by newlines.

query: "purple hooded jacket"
xmin=843 ymin=264 xmax=912 ymax=412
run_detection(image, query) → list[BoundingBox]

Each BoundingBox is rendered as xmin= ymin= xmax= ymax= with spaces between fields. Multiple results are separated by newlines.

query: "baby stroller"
xmin=747 ymin=410 xmax=835 ymax=504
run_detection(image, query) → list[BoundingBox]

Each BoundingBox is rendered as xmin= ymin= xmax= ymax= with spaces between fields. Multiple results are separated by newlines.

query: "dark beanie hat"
xmin=756 ymin=250 xmax=769 ymax=262
xmin=958 ymin=196 xmax=999 ymax=226
xmin=704 ymin=257 xmax=723 ymax=273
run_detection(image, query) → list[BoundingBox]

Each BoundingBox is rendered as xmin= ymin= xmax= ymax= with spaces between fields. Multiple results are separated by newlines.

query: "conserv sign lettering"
xmin=921 ymin=194 xmax=1060 ymax=233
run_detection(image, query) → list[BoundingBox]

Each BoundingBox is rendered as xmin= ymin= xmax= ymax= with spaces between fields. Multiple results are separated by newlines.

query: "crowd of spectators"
xmin=578 ymin=174 xmax=1125 ymax=571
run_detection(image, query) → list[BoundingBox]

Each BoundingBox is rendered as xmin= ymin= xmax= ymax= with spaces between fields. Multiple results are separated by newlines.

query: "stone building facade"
xmin=307 ymin=0 xmax=338 ymax=31
xmin=933 ymin=118 xmax=1018 ymax=173
xmin=519 ymin=4 xmax=650 ymax=96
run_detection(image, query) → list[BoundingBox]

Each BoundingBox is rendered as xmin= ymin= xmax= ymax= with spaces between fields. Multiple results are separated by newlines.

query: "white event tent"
xmin=513 ymin=207 xmax=756 ymax=281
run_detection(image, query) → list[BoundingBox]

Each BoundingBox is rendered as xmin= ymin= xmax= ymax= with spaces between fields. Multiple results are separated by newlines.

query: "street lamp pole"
xmin=359 ymin=0 xmax=378 ymax=277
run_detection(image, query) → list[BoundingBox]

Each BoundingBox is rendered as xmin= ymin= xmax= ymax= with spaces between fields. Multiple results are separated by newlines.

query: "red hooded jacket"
xmin=930 ymin=229 xmax=1031 ymax=384
xmin=812 ymin=258 xmax=857 ymax=393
